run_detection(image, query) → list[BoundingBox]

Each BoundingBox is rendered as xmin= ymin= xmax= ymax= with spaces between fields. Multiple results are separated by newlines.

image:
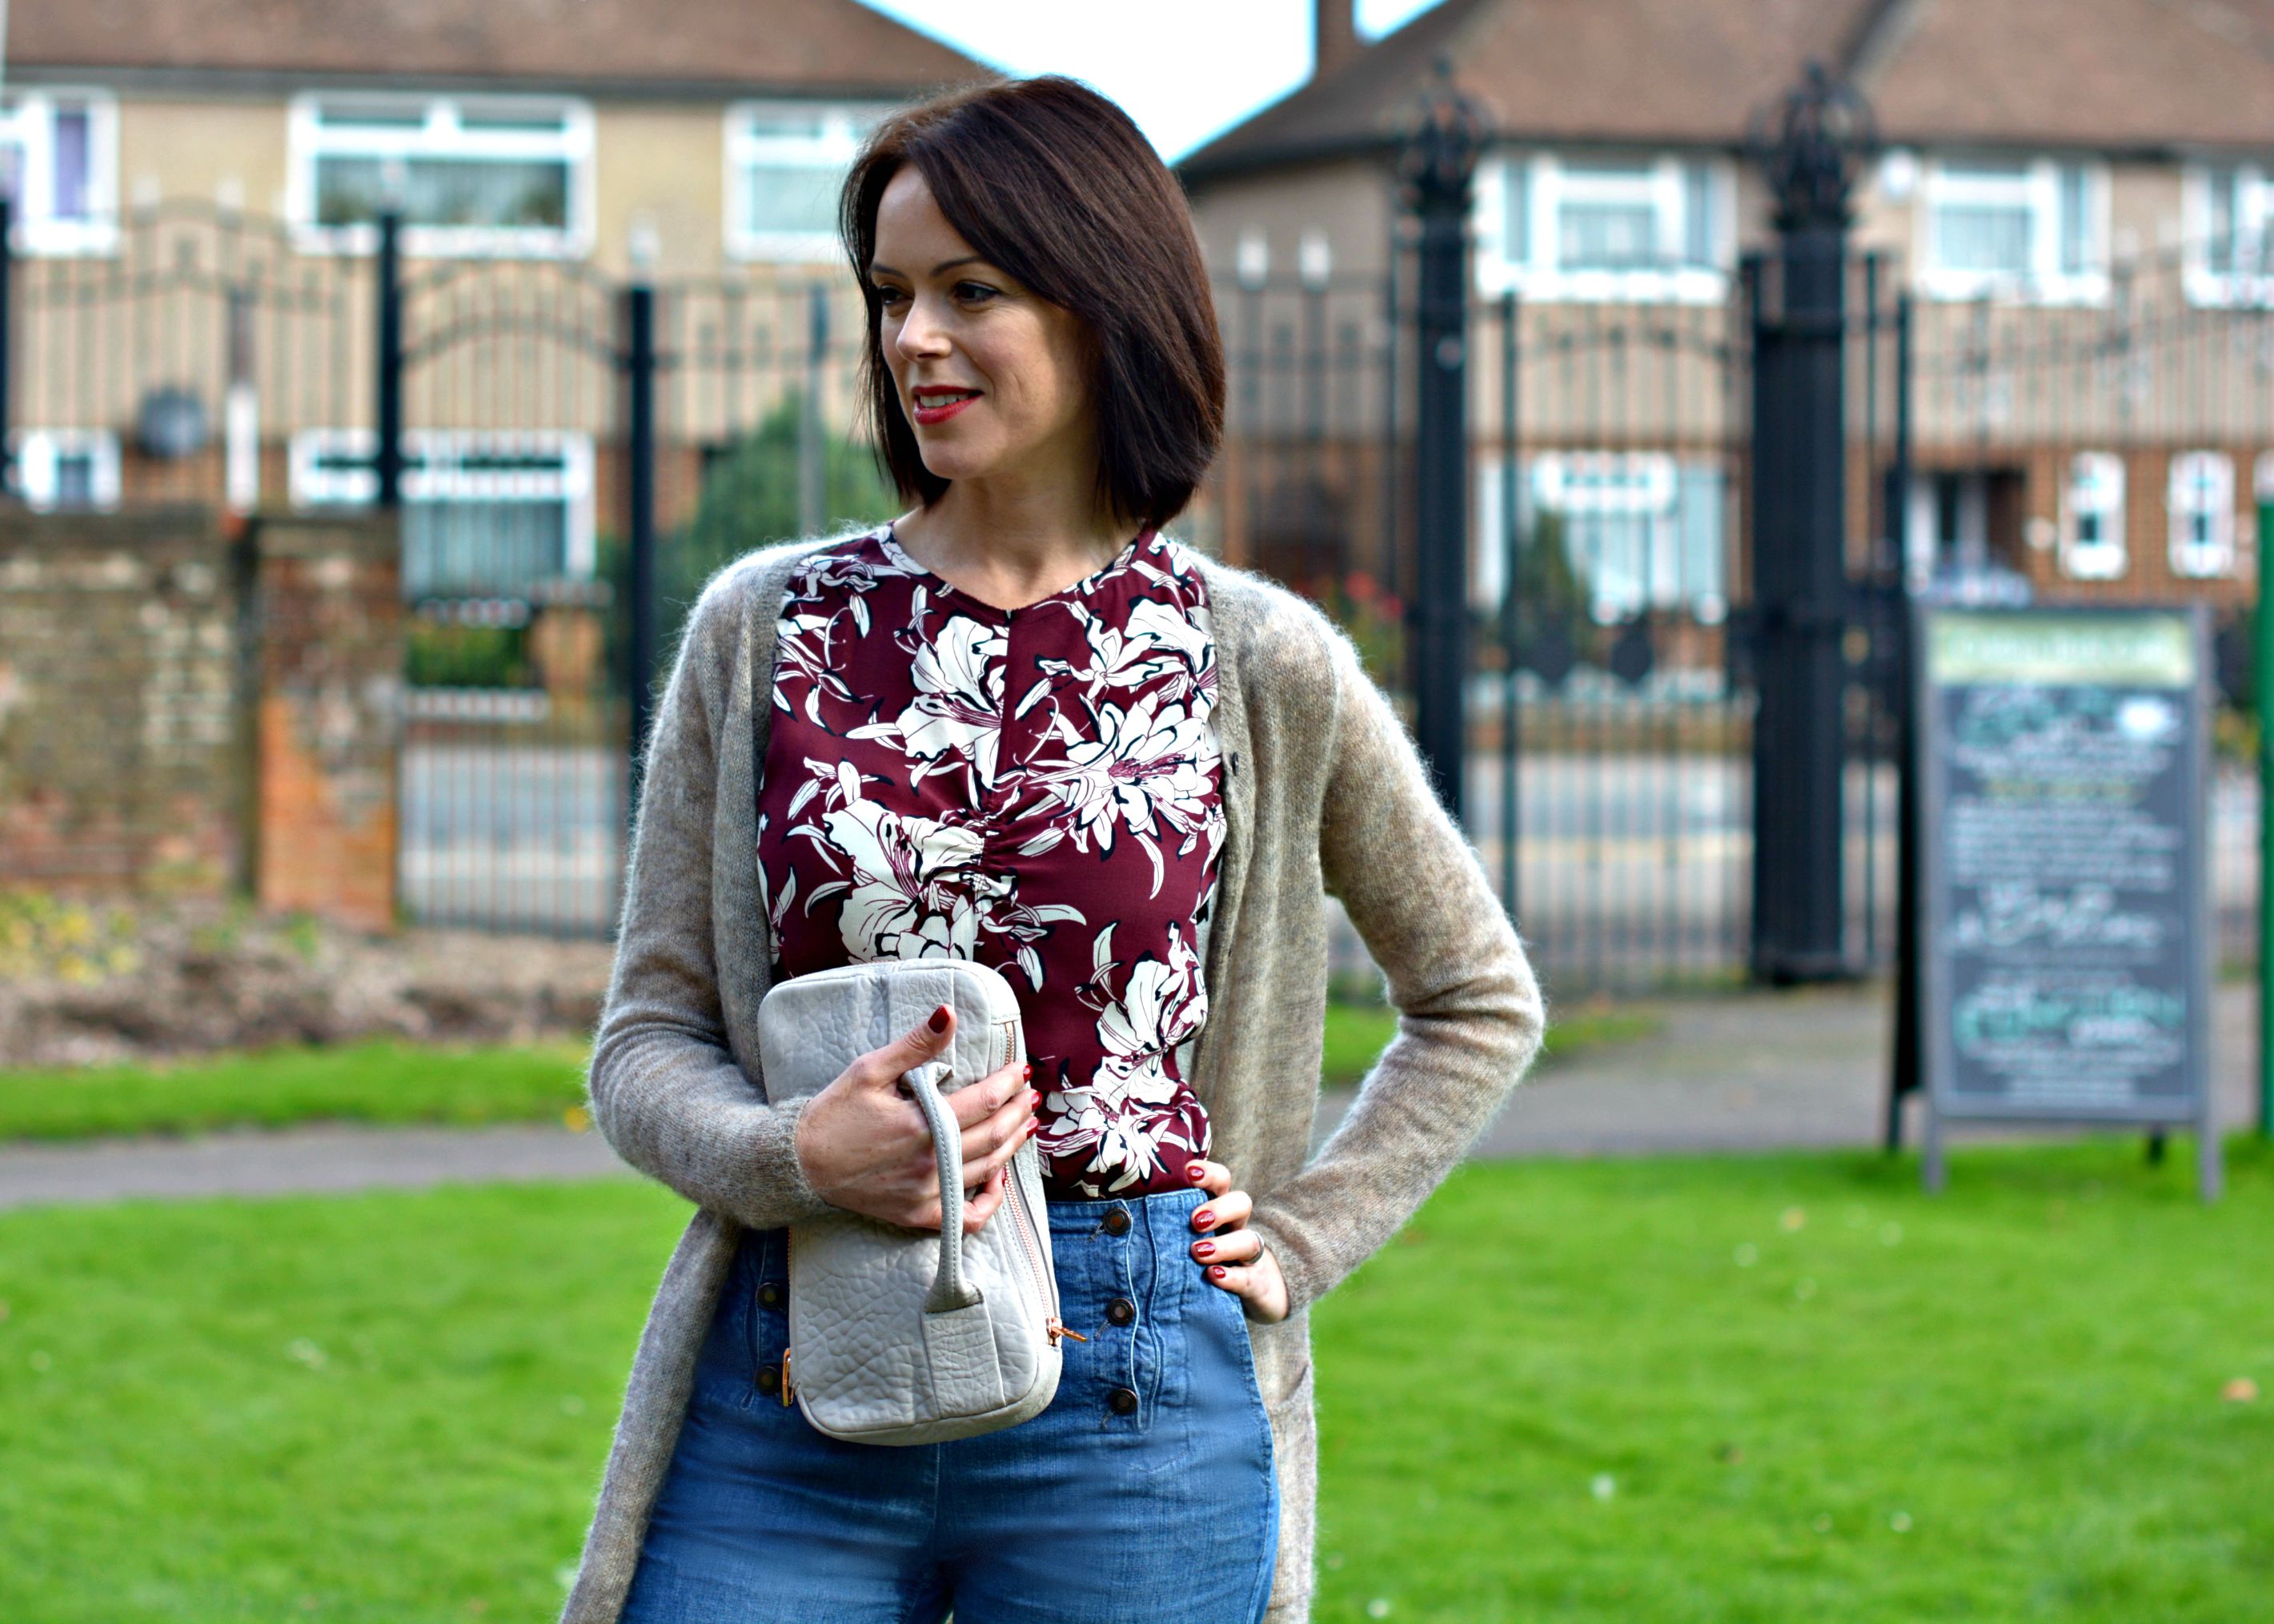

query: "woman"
xmin=563 ymin=74 xmax=1543 ymax=1624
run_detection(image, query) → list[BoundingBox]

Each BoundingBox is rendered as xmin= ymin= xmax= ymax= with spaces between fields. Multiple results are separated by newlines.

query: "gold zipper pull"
xmin=1045 ymin=1316 xmax=1088 ymax=1346
xmin=781 ymin=1347 xmax=794 ymax=1405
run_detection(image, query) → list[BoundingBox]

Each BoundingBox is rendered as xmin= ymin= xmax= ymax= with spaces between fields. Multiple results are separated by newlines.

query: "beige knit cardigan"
xmin=561 ymin=533 xmax=1546 ymax=1623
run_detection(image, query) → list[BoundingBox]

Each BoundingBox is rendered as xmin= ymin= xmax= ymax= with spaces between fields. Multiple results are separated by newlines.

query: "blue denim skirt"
xmin=621 ymin=1183 xmax=1280 ymax=1624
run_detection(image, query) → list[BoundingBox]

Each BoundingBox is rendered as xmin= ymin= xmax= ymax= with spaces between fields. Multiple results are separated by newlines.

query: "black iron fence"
xmin=6 ymin=193 xmax=2264 ymax=990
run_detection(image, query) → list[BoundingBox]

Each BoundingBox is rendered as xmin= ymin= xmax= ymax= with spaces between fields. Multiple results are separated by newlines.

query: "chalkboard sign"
xmin=1915 ymin=606 xmax=2218 ymax=1196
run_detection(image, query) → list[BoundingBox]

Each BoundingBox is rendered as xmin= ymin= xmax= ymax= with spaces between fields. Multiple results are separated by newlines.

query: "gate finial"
xmin=1396 ymin=55 xmax=1491 ymax=211
xmin=1748 ymin=59 xmax=1879 ymax=231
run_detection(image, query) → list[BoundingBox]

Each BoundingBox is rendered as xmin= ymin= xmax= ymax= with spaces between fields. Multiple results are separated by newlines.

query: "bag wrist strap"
xmin=900 ymin=1061 xmax=983 ymax=1313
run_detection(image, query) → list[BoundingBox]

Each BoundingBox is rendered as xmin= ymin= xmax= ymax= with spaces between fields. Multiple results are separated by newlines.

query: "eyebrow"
xmin=868 ymin=255 xmax=987 ymax=279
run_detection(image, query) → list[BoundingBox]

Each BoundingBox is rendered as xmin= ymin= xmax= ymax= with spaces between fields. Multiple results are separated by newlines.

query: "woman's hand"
xmin=792 ymin=1004 xmax=1039 ymax=1236
xmin=1183 ymin=1157 xmax=1289 ymax=1323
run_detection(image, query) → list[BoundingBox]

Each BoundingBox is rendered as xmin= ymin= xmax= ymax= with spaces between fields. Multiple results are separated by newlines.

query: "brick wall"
xmin=0 ymin=505 xmax=402 ymax=929
xmin=0 ymin=507 xmax=247 ymax=892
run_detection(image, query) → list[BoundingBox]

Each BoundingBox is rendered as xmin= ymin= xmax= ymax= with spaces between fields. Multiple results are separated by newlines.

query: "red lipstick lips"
xmin=912 ymin=388 xmax=981 ymax=425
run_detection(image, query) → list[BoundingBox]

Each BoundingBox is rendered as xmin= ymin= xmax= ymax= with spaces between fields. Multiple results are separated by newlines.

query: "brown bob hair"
xmin=840 ymin=75 xmax=1225 ymax=531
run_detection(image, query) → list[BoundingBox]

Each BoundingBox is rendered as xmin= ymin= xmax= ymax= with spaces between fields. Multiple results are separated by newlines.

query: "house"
xmin=1179 ymin=0 xmax=2274 ymax=616
xmin=0 ymin=0 xmax=992 ymax=573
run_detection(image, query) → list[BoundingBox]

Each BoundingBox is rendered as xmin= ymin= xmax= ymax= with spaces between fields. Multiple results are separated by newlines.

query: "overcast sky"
xmin=852 ymin=0 xmax=1445 ymax=162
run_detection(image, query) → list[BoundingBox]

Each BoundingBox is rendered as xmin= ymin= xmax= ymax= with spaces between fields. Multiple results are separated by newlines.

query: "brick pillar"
xmin=252 ymin=513 xmax=401 ymax=932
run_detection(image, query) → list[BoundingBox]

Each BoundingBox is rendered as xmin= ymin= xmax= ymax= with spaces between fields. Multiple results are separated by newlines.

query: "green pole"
xmin=2260 ymin=492 xmax=2274 ymax=1138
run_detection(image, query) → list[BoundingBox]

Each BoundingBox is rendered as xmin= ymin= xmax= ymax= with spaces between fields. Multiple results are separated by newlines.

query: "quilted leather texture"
xmin=756 ymin=958 xmax=1061 ymax=1445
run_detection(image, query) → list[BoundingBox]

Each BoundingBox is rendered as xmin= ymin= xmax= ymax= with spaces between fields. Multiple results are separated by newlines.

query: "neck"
xmin=893 ymin=463 xmax=1131 ymax=604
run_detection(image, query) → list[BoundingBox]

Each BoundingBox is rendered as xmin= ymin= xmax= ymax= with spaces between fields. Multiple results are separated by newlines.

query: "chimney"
xmin=1315 ymin=0 xmax=1362 ymax=80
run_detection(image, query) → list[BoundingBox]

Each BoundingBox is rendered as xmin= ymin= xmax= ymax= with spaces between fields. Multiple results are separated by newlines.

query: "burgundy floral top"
xmin=757 ymin=524 xmax=1226 ymax=1200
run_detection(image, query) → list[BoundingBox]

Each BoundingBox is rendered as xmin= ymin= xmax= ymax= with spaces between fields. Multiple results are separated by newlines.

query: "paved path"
xmin=0 ymin=1121 xmax=626 ymax=1211
xmin=3 ymin=983 xmax=2261 ymax=1212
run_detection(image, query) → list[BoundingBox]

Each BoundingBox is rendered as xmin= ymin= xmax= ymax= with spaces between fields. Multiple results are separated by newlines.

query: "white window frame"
xmin=2167 ymin=451 xmax=2236 ymax=578
xmin=2058 ymin=451 xmax=2127 ymax=580
xmin=2183 ymin=162 xmax=2274 ymax=307
xmin=1233 ymin=227 xmax=1269 ymax=288
xmin=0 ymin=89 xmax=119 ymax=256
xmin=11 ymin=427 xmax=122 ymax=509
xmin=1917 ymin=154 xmax=2108 ymax=304
xmin=1474 ymin=150 xmax=1733 ymax=303
xmin=285 ymin=92 xmax=596 ymax=259
xmin=288 ymin=428 xmax=596 ymax=580
xmin=724 ymin=102 xmax=884 ymax=263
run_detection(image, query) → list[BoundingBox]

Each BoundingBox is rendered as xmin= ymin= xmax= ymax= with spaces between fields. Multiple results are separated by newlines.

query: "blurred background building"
xmin=3 ymin=0 xmax=2271 ymax=999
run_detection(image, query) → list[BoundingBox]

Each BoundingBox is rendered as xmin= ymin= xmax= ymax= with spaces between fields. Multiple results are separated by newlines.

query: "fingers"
xmin=1201 ymin=1246 xmax=1291 ymax=1324
xmin=951 ymin=1056 xmax=1034 ymax=1131
xmin=961 ymin=1163 xmax=1007 ymax=1236
xmin=1183 ymin=1157 xmax=1233 ymax=1197
xmin=1188 ymin=1224 xmax=1262 ymax=1266
xmin=1189 ymin=1187 xmax=1252 ymax=1237
xmin=864 ymin=1001 xmax=956 ymax=1085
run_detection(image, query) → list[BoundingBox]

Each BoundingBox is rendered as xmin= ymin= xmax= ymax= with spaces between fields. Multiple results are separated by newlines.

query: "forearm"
xmin=1245 ymin=943 xmax=1541 ymax=1317
xmin=585 ymin=561 xmax=837 ymax=1231
xmin=1245 ymin=624 xmax=1546 ymax=1317
xmin=588 ymin=1018 xmax=836 ymax=1229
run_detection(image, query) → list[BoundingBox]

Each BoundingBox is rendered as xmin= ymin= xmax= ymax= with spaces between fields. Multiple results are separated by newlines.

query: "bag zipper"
xmin=781 ymin=1237 xmax=797 ymax=1405
xmin=996 ymin=1021 xmax=1079 ymax=1348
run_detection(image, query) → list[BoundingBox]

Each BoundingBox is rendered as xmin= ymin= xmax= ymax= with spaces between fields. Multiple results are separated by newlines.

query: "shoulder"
xmin=1189 ymin=551 xmax=1369 ymax=700
xmin=678 ymin=527 xmax=882 ymax=652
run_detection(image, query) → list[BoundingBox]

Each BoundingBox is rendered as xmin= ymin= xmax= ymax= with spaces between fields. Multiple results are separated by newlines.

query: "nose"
xmin=893 ymin=291 xmax=951 ymax=364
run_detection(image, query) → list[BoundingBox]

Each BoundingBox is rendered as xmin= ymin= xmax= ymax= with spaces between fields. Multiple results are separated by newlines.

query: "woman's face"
xmin=868 ymin=166 xmax=1095 ymax=491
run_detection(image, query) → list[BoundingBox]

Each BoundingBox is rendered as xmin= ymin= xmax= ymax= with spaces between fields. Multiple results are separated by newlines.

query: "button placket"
xmin=743 ymin=1229 xmax=788 ymax=1409
xmin=1094 ymin=1202 xmax=1145 ymax=1430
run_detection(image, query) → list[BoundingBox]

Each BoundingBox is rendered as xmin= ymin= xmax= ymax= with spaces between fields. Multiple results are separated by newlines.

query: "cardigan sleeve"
xmin=1242 ymin=622 xmax=1546 ymax=1321
xmin=584 ymin=567 xmax=838 ymax=1230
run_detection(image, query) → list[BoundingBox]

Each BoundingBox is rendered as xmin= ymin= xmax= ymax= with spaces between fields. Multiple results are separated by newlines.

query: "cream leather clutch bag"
xmin=756 ymin=956 xmax=1076 ymax=1445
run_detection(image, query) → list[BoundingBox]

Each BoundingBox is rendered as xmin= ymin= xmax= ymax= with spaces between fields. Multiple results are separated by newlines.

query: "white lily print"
xmin=846 ymin=612 xmax=1008 ymax=793
xmin=783 ymin=760 xmax=989 ymax=960
xmin=1017 ymin=691 xmax=1221 ymax=896
xmin=1094 ymin=920 xmax=1209 ymax=1057
xmin=790 ymin=540 xmax=924 ymax=611
xmin=771 ymin=607 xmax=863 ymax=727
xmin=1014 ymin=595 xmax=1217 ymax=721
xmin=1045 ymin=922 xmax=1210 ymax=1194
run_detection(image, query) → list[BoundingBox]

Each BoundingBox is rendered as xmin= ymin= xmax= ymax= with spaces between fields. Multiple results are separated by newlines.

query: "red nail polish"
xmin=1193 ymin=1240 xmax=1216 ymax=1258
xmin=1022 ymin=1062 xmax=1033 ymax=1080
xmin=1194 ymin=1209 xmax=1214 ymax=1229
xmin=1187 ymin=1163 xmax=1207 ymax=1180
xmin=928 ymin=1004 xmax=951 ymax=1033
xmin=1209 ymin=1265 xmax=1227 ymax=1281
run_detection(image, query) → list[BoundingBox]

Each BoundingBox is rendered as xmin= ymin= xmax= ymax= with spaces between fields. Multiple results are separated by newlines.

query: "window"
xmin=0 ymin=90 xmax=118 ymax=255
xmin=2186 ymin=163 xmax=2274 ymax=306
xmin=2168 ymin=451 xmax=2235 ymax=578
xmin=290 ymin=430 xmax=595 ymax=597
xmin=1475 ymin=151 xmax=1731 ymax=301
xmin=1234 ymin=227 xmax=1269 ymax=288
xmin=1475 ymin=450 xmax=1727 ymax=621
xmin=287 ymin=94 xmax=593 ymax=256
xmin=11 ymin=428 xmax=121 ymax=509
xmin=2059 ymin=452 xmax=2127 ymax=580
xmin=725 ymin=103 xmax=883 ymax=262
xmin=1919 ymin=156 xmax=2106 ymax=302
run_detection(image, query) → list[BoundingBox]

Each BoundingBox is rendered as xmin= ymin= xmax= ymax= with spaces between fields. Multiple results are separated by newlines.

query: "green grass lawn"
xmin=0 ymin=1004 xmax=1657 ymax=1144
xmin=2 ymin=1137 xmax=2266 ymax=1622
xmin=0 ymin=1041 xmax=596 ymax=1142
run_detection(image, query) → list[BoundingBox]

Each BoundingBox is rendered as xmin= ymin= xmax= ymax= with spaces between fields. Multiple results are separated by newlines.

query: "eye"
xmin=954 ymin=281 xmax=1000 ymax=305
xmin=871 ymin=283 xmax=909 ymax=308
